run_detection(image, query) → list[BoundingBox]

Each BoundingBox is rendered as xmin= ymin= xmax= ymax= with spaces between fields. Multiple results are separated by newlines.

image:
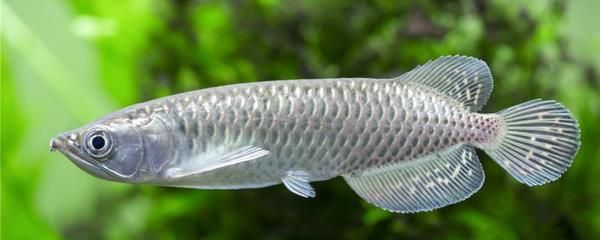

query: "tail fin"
xmin=484 ymin=99 xmax=580 ymax=186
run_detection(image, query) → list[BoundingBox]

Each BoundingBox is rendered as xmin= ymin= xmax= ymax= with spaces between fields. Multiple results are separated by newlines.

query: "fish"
xmin=51 ymin=56 xmax=581 ymax=213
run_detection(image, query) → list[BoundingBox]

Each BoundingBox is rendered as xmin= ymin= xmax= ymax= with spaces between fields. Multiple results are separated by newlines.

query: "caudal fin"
xmin=484 ymin=99 xmax=580 ymax=186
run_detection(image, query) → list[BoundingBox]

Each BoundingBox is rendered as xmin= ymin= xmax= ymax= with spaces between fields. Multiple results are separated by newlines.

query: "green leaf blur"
xmin=2 ymin=0 xmax=599 ymax=239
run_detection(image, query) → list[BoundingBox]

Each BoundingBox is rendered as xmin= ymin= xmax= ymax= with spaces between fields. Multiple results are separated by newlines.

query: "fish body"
xmin=52 ymin=56 xmax=580 ymax=213
xmin=119 ymin=78 xmax=492 ymax=188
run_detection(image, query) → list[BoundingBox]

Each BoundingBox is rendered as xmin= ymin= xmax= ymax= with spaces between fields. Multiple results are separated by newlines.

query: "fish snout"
xmin=50 ymin=137 xmax=61 ymax=152
xmin=50 ymin=132 xmax=80 ymax=152
xmin=50 ymin=134 xmax=69 ymax=152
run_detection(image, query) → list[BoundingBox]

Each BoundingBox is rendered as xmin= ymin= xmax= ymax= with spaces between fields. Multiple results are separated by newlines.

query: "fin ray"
xmin=484 ymin=99 xmax=581 ymax=186
xmin=282 ymin=170 xmax=316 ymax=198
xmin=396 ymin=55 xmax=493 ymax=112
xmin=344 ymin=145 xmax=484 ymax=213
xmin=166 ymin=145 xmax=269 ymax=178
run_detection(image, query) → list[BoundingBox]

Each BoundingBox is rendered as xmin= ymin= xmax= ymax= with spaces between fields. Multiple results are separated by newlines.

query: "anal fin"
xmin=343 ymin=145 xmax=484 ymax=213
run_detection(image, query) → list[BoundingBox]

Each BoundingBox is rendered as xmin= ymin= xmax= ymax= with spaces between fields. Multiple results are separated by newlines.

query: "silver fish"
xmin=51 ymin=56 xmax=580 ymax=213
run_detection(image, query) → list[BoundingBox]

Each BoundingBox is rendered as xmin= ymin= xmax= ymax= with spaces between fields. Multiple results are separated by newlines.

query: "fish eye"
xmin=84 ymin=128 xmax=113 ymax=159
xmin=91 ymin=135 xmax=106 ymax=149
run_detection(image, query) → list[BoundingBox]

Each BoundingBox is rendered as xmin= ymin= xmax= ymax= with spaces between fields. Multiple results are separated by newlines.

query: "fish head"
xmin=51 ymin=116 xmax=173 ymax=183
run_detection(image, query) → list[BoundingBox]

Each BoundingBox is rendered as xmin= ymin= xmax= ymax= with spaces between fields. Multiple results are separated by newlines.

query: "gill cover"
xmin=136 ymin=117 xmax=174 ymax=174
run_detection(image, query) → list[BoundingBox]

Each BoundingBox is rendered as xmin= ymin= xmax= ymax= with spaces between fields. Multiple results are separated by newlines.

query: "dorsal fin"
xmin=396 ymin=56 xmax=493 ymax=112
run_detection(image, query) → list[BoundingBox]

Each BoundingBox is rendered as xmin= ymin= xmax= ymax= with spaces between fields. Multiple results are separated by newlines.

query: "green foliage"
xmin=2 ymin=0 xmax=599 ymax=239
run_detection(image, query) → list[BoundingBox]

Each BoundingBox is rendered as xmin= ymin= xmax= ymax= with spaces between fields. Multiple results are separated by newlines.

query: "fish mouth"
xmin=50 ymin=135 xmax=113 ymax=181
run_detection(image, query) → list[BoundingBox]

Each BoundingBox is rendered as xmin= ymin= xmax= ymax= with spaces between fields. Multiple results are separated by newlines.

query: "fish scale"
xmin=52 ymin=56 xmax=580 ymax=213
xmin=134 ymin=79 xmax=477 ymax=183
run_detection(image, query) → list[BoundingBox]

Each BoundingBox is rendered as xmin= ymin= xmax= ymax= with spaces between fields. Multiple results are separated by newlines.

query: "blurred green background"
xmin=2 ymin=0 xmax=599 ymax=239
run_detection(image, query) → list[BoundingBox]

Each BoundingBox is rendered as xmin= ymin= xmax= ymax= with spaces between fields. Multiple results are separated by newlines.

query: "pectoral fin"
xmin=166 ymin=145 xmax=269 ymax=178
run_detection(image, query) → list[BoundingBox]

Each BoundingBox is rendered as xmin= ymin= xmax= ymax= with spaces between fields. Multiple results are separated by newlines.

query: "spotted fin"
xmin=282 ymin=170 xmax=316 ymax=198
xmin=166 ymin=146 xmax=269 ymax=178
xmin=484 ymin=99 xmax=580 ymax=186
xmin=343 ymin=145 xmax=484 ymax=213
xmin=397 ymin=55 xmax=493 ymax=112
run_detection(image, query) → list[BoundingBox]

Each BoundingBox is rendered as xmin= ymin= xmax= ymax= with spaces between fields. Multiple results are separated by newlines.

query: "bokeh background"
xmin=2 ymin=0 xmax=599 ymax=239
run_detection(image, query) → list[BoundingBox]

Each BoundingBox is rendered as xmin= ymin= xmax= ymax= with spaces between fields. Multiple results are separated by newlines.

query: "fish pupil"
xmin=91 ymin=136 xmax=106 ymax=150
